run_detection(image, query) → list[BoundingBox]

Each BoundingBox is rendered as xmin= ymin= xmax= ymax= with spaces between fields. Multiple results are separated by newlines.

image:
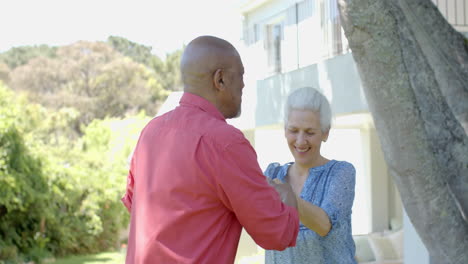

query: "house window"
xmin=266 ymin=23 xmax=283 ymax=74
xmin=254 ymin=24 xmax=259 ymax=43
xmin=323 ymin=0 xmax=349 ymax=57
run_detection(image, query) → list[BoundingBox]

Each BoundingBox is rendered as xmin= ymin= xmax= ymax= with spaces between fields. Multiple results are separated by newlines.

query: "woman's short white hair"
xmin=284 ymin=87 xmax=332 ymax=132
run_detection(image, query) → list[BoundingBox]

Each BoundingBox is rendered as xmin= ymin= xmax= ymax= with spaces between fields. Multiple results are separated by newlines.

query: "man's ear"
xmin=213 ymin=68 xmax=225 ymax=91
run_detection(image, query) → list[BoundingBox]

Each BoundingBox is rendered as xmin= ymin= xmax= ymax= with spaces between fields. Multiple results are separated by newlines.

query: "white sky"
xmin=0 ymin=0 xmax=244 ymax=59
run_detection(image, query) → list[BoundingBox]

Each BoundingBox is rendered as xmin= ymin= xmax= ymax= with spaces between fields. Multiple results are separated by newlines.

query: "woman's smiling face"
xmin=285 ymin=109 xmax=329 ymax=167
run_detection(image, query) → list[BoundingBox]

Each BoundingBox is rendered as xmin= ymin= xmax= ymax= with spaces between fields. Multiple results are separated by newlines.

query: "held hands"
xmin=268 ymin=178 xmax=298 ymax=210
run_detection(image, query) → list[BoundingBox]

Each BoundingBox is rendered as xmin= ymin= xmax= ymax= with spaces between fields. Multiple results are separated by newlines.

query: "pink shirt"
xmin=122 ymin=92 xmax=299 ymax=264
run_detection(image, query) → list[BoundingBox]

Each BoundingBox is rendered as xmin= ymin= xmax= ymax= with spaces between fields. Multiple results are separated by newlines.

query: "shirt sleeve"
xmin=121 ymin=155 xmax=135 ymax=213
xmin=213 ymin=140 xmax=299 ymax=250
xmin=264 ymin=162 xmax=282 ymax=180
xmin=320 ymin=161 xmax=356 ymax=226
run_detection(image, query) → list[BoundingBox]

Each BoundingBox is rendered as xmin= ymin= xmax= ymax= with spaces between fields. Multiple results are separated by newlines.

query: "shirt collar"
xmin=179 ymin=92 xmax=226 ymax=121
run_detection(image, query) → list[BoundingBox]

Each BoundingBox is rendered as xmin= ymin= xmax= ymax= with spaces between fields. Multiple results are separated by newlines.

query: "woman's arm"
xmin=296 ymin=196 xmax=331 ymax=236
xmin=297 ymin=161 xmax=356 ymax=237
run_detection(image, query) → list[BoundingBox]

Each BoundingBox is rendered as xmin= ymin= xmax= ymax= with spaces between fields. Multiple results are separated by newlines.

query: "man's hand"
xmin=268 ymin=178 xmax=298 ymax=209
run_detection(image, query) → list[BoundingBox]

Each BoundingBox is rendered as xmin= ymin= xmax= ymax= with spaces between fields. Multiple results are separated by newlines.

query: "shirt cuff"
xmin=285 ymin=204 xmax=300 ymax=247
xmin=121 ymin=194 xmax=132 ymax=213
xmin=322 ymin=204 xmax=338 ymax=227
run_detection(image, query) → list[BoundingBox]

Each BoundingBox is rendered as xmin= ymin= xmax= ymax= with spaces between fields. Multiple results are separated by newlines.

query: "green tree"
xmin=0 ymin=82 xmax=151 ymax=262
xmin=0 ymin=62 xmax=10 ymax=83
xmin=107 ymin=35 xmax=183 ymax=91
xmin=0 ymin=45 xmax=56 ymax=69
xmin=9 ymin=41 xmax=169 ymax=126
xmin=9 ymin=56 xmax=63 ymax=96
xmin=0 ymin=83 xmax=53 ymax=262
xmin=0 ymin=128 xmax=51 ymax=263
xmin=160 ymin=49 xmax=183 ymax=91
xmin=107 ymin=35 xmax=155 ymax=66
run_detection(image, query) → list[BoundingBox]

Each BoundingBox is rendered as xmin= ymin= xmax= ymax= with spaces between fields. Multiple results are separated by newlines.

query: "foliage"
xmin=0 ymin=62 xmax=10 ymax=83
xmin=153 ymin=49 xmax=183 ymax=91
xmin=0 ymin=127 xmax=51 ymax=263
xmin=0 ymin=83 xmax=151 ymax=263
xmin=106 ymin=36 xmax=183 ymax=91
xmin=0 ymin=83 xmax=52 ymax=263
xmin=107 ymin=35 xmax=155 ymax=67
xmin=0 ymin=45 xmax=57 ymax=69
xmin=0 ymin=36 xmax=181 ymax=262
xmin=107 ymin=35 xmax=183 ymax=91
xmin=8 ymin=41 xmax=168 ymax=126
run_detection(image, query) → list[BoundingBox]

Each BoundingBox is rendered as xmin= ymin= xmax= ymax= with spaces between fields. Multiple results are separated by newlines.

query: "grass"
xmin=51 ymin=249 xmax=264 ymax=264
xmin=52 ymin=251 xmax=125 ymax=264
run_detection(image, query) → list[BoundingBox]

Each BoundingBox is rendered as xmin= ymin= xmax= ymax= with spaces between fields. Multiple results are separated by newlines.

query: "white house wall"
xmin=255 ymin=53 xmax=368 ymax=127
xmin=242 ymin=0 xmax=300 ymax=75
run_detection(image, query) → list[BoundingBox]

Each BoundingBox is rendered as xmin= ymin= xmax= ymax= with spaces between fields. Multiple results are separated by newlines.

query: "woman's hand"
xmin=268 ymin=178 xmax=298 ymax=210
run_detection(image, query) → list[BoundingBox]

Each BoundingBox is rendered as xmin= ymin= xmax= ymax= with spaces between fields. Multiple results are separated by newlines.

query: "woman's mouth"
xmin=295 ymin=147 xmax=310 ymax=153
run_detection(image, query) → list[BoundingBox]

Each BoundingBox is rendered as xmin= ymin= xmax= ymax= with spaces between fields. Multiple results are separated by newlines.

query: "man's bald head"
xmin=180 ymin=36 xmax=240 ymax=93
xmin=180 ymin=36 xmax=245 ymax=119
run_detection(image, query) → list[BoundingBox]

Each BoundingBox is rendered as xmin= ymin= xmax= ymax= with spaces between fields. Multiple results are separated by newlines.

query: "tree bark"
xmin=338 ymin=0 xmax=468 ymax=262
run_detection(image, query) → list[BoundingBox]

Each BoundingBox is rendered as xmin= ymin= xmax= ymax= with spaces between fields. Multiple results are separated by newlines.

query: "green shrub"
xmin=0 ymin=127 xmax=51 ymax=264
xmin=0 ymin=83 xmax=149 ymax=262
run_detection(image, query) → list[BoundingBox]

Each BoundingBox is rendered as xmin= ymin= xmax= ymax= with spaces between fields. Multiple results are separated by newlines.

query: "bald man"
xmin=122 ymin=36 xmax=299 ymax=264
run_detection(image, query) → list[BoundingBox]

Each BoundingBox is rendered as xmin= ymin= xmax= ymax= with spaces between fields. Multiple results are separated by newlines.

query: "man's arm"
xmin=214 ymin=140 xmax=299 ymax=250
xmin=269 ymin=178 xmax=331 ymax=236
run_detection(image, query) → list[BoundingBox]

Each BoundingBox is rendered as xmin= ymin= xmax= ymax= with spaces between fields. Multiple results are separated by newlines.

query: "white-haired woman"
xmin=265 ymin=87 xmax=356 ymax=263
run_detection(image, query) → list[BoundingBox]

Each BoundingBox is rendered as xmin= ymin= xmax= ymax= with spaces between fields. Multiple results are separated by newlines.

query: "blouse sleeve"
xmin=320 ymin=161 xmax=356 ymax=226
xmin=264 ymin=162 xmax=281 ymax=180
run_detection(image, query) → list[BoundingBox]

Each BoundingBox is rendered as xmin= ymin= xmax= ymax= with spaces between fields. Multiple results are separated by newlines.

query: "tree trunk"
xmin=337 ymin=0 xmax=468 ymax=262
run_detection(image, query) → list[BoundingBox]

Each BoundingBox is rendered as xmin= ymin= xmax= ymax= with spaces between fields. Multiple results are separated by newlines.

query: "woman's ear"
xmin=322 ymin=129 xmax=330 ymax=142
xmin=213 ymin=68 xmax=225 ymax=91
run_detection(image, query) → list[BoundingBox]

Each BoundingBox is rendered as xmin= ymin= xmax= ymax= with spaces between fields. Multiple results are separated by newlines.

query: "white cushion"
xmin=353 ymin=235 xmax=376 ymax=262
xmin=387 ymin=229 xmax=403 ymax=259
xmin=368 ymin=233 xmax=399 ymax=261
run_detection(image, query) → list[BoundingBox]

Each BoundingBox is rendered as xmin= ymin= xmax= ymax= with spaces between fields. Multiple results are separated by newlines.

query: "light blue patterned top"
xmin=264 ymin=160 xmax=357 ymax=264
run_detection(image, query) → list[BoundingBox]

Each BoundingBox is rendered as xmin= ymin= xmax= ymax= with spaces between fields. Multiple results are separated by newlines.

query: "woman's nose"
xmin=296 ymin=132 xmax=307 ymax=145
